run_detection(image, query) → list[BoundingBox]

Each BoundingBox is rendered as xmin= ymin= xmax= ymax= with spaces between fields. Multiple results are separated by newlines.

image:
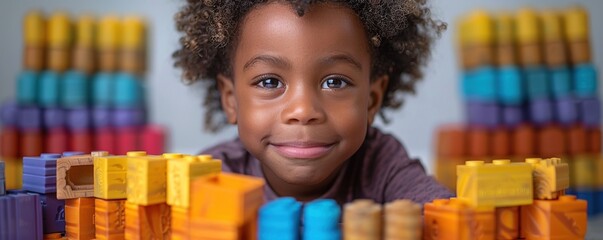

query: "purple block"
xmin=23 ymin=153 xmax=60 ymax=168
xmin=93 ymin=107 xmax=112 ymax=128
xmin=18 ymin=106 xmax=42 ymax=131
xmin=43 ymin=108 xmax=66 ymax=129
xmin=112 ymin=108 xmax=146 ymax=127
xmin=66 ymin=108 xmax=91 ymax=130
xmin=502 ymin=106 xmax=523 ymax=127
xmin=555 ymin=97 xmax=578 ymax=126
xmin=23 ymin=174 xmax=56 ymax=193
xmin=530 ymin=98 xmax=553 ymax=125
xmin=466 ymin=101 xmax=499 ymax=128
xmin=62 ymin=151 xmax=84 ymax=157
xmin=580 ymin=97 xmax=601 ymax=127
xmin=0 ymin=101 xmax=18 ymax=126
xmin=39 ymin=194 xmax=65 ymax=234
xmin=0 ymin=191 xmax=43 ymax=240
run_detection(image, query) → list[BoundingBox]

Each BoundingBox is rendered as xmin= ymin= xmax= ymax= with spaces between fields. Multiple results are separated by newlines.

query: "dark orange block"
xmin=544 ymin=41 xmax=568 ymax=67
xmin=588 ymin=127 xmax=601 ymax=154
xmin=46 ymin=128 xmax=68 ymax=154
xmin=23 ymin=45 xmax=45 ymax=71
xmin=513 ymin=124 xmax=536 ymax=159
xmin=95 ymin=198 xmax=126 ymax=240
xmin=0 ymin=127 xmax=20 ymax=158
xmin=495 ymin=206 xmax=519 ymax=240
xmin=467 ymin=127 xmax=490 ymax=159
xmin=189 ymin=218 xmax=242 ymax=240
xmin=521 ymin=195 xmax=587 ymax=240
xmin=125 ymin=201 xmax=171 ymax=240
xmin=70 ymin=130 xmax=92 ymax=153
xmin=568 ymin=125 xmax=587 ymax=155
xmin=491 ymin=127 xmax=511 ymax=159
xmin=423 ymin=198 xmax=495 ymax=240
xmin=65 ymin=198 xmax=95 ymax=240
xmin=21 ymin=130 xmax=43 ymax=157
xmin=171 ymin=206 xmax=191 ymax=240
xmin=568 ymin=40 xmax=591 ymax=65
xmin=435 ymin=125 xmax=467 ymax=158
xmin=538 ymin=124 xmax=566 ymax=158
xmin=43 ymin=232 xmax=63 ymax=239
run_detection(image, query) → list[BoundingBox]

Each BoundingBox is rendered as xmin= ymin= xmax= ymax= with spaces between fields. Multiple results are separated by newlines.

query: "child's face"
xmin=218 ymin=2 xmax=387 ymax=190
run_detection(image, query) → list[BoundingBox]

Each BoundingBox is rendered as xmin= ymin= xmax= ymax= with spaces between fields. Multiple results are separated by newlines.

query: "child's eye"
xmin=256 ymin=77 xmax=284 ymax=89
xmin=321 ymin=77 xmax=349 ymax=89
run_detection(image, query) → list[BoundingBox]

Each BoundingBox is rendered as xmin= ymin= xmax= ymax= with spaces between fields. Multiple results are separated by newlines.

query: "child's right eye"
xmin=255 ymin=77 xmax=284 ymax=89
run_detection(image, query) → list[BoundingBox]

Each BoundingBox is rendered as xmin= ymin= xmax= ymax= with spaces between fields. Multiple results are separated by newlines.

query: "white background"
xmin=0 ymin=0 xmax=602 ymax=174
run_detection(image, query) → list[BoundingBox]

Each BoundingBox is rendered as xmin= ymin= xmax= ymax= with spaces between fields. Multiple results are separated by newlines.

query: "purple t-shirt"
xmin=201 ymin=127 xmax=453 ymax=205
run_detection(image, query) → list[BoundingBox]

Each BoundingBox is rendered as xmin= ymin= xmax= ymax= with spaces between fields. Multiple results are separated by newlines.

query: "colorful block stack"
xmin=0 ymin=10 xmax=167 ymax=192
xmin=434 ymin=6 xmax=603 ymax=216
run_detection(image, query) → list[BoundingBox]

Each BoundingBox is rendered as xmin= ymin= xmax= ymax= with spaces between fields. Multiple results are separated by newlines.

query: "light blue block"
xmin=17 ymin=71 xmax=38 ymax=106
xmin=550 ymin=67 xmax=572 ymax=98
xmin=259 ymin=197 xmax=301 ymax=240
xmin=574 ymin=64 xmax=598 ymax=98
xmin=114 ymin=72 xmax=143 ymax=108
xmin=524 ymin=66 xmax=549 ymax=99
xmin=38 ymin=71 xmax=61 ymax=107
xmin=61 ymin=70 xmax=89 ymax=108
xmin=92 ymin=72 xmax=113 ymax=107
xmin=462 ymin=67 xmax=497 ymax=102
xmin=498 ymin=66 xmax=523 ymax=105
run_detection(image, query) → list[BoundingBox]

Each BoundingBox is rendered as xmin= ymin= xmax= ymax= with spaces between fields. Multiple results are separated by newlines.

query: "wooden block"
xmin=167 ymin=154 xmax=221 ymax=208
xmin=526 ymin=158 xmax=570 ymax=199
xmin=127 ymin=155 xmax=167 ymax=205
xmin=95 ymin=198 xmax=126 ymax=240
xmin=125 ymin=201 xmax=171 ymax=240
xmin=56 ymin=155 xmax=94 ymax=199
xmin=343 ymin=199 xmax=382 ymax=240
xmin=521 ymin=195 xmax=587 ymax=240
xmin=384 ymin=199 xmax=422 ymax=240
xmin=65 ymin=198 xmax=95 ymax=239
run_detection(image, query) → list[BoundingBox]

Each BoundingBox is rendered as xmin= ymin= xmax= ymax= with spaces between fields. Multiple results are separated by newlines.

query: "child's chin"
xmin=280 ymin=169 xmax=328 ymax=186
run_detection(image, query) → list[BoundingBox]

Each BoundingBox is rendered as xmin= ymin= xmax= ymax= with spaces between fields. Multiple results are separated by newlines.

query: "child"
xmin=172 ymin=0 xmax=453 ymax=204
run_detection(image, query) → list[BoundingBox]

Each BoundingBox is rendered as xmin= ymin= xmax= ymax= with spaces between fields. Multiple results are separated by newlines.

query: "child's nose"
xmin=280 ymin=88 xmax=326 ymax=125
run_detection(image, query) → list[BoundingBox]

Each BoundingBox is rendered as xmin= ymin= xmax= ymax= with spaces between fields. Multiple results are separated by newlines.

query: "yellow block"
xmin=516 ymin=8 xmax=540 ymax=44
xmin=167 ymin=154 xmax=222 ymax=208
xmin=457 ymin=160 xmax=533 ymax=208
xmin=495 ymin=12 xmax=514 ymax=44
xmin=23 ymin=10 xmax=45 ymax=46
xmin=76 ymin=15 xmax=95 ymax=47
xmin=121 ymin=16 xmax=145 ymax=49
xmin=570 ymin=155 xmax=597 ymax=189
xmin=94 ymin=155 xmax=128 ymax=199
xmin=127 ymin=152 xmax=167 ymax=205
xmin=464 ymin=10 xmax=494 ymax=45
xmin=564 ymin=6 xmax=589 ymax=41
xmin=47 ymin=12 xmax=72 ymax=47
xmin=4 ymin=158 xmax=22 ymax=190
xmin=541 ymin=10 xmax=563 ymax=42
xmin=525 ymin=158 xmax=569 ymax=200
xmin=97 ymin=15 xmax=120 ymax=49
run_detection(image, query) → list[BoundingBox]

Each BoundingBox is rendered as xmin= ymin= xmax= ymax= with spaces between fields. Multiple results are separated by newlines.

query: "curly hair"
xmin=173 ymin=0 xmax=446 ymax=132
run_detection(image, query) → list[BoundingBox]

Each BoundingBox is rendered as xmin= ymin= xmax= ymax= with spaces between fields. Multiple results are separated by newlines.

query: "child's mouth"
xmin=270 ymin=142 xmax=335 ymax=159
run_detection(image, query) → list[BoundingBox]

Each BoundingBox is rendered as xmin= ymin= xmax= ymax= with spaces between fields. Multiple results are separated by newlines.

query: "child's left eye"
xmin=321 ymin=77 xmax=349 ymax=89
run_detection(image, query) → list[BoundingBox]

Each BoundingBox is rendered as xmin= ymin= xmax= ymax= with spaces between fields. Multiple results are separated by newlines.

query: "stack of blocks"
xmin=435 ymin=6 xmax=603 ymax=216
xmin=0 ymin=10 xmax=167 ymax=192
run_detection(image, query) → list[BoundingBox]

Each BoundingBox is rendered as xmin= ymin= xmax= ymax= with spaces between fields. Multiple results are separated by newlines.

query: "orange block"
xmin=467 ymin=127 xmax=490 ymax=159
xmin=495 ymin=207 xmax=519 ymax=240
xmin=513 ymin=124 xmax=536 ymax=159
xmin=521 ymin=195 xmax=587 ymax=240
xmin=125 ymin=201 xmax=171 ymax=240
xmin=588 ymin=127 xmax=601 ymax=154
xmin=435 ymin=125 xmax=467 ymax=158
xmin=423 ymin=198 xmax=495 ymax=240
xmin=538 ymin=124 xmax=566 ymax=157
xmin=189 ymin=173 xmax=264 ymax=226
xmin=567 ymin=125 xmax=587 ymax=155
xmin=170 ymin=206 xmax=191 ymax=240
xmin=95 ymin=198 xmax=126 ymax=240
xmin=189 ymin=218 xmax=242 ymax=240
xmin=491 ymin=127 xmax=511 ymax=159
xmin=65 ymin=198 xmax=95 ymax=240
xmin=0 ymin=127 xmax=20 ymax=158
xmin=21 ymin=130 xmax=43 ymax=157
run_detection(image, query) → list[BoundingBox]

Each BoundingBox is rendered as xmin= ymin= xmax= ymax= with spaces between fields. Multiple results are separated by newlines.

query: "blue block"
xmin=61 ymin=70 xmax=89 ymax=108
xmin=530 ymin=98 xmax=553 ymax=125
xmin=303 ymin=231 xmax=341 ymax=240
xmin=597 ymin=191 xmax=603 ymax=218
xmin=23 ymin=153 xmax=60 ymax=168
xmin=303 ymin=199 xmax=340 ymax=232
xmin=18 ymin=106 xmax=42 ymax=131
xmin=93 ymin=72 xmax=114 ymax=107
xmin=23 ymin=174 xmax=56 ymax=193
xmin=550 ymin=67 xmax=572 ymax=98
xmin=39 ymin=194 xmax=65 ymax=234
xmin=579 ymin=97 xmax=601 ymax=128
xmin=574 ymin=64 xmax=598 ymax=98
xmin=39 ymin=71 xmax=61 ymax=107
xmin=462 ymin=67 xmax=497 ymax=102
xmin=555 ymin=97 xmax=578 ymax=126
xmin=0 ymin=181 xmax=4 ymax=196
xmin=62 ymin=152 xmax=84 ymax=157
xmin=259 ymin=197 xmax=301 ymax=240
xmin=23 ymin=166 xmax=56 ymax=176
xmin=114 ymin=72 xmax=143 ymax=108
xmin=575 ymin=190 xmax=597 ymax=216
xmin=502 ymin=105 xmax=523 ymax=127
xmin=0 ymin=101 xmax=19 ymax=127
xmin=0 ymin=191 xmax=43 ymax=240
xmin=498 ymin=66 xmax=524 ymax=105
xmin=524 ymin=66 xmax=549 ymax=100
xmin=17 ymin=70 xmax=38 ymax=106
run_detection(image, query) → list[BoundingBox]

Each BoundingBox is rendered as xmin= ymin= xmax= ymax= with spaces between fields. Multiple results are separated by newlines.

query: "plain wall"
xmin=0 ymin=0 xmax=602 ymax=173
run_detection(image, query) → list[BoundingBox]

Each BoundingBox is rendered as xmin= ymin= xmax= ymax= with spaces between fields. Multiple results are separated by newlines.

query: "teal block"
xmin=39 ymin=71 xmax=61 ymax=107
xmin=17 ymin=70 xmax=38 ymax=105
xmin=61 ymin=70 xmax=89 ymax=108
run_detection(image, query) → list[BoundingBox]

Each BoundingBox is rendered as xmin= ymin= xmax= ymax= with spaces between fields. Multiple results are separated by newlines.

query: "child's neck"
xmin=261 ymin=164 xmax=342 ymax=202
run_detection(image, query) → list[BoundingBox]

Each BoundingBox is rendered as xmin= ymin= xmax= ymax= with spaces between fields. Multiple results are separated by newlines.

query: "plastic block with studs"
xmin=573 ymin=64 xmax=597 ymax=98
xmin=384 ymin=199 xmax=422 ymax=240
xmin=95 ymin=198 xmax=126 ymax=240
xmin=520 ymin=195 xmax=587 ymax=240
xmin=343 ymin=199 xmax=382 ymax=240
xmin=56 ymin=154 xmax=94 ymax=199
xmin=39 ymin=193 xmax=66 ymax=234
xmin=127 ymin=151 xmax=167 ymax=205
xmin=167 ymin=154 xmax=222 ymax=208
xmin=497 ymin=66 xmax=523 ymax=105
xmin=0 ymin=191 xmax=43 ymax=240
xmin=22 ymin=153 xmax=61 ymax=194
xmin=4 ymin=157 xmax=23 ymax=190
xmin=423 ymin=198 xmax=495 ymax=240
xmin=495 ymin=206 xmax=519 ymax=240
xmin=259 ymin=197 xmax=301 ymax=240
xmin=94 ymin=153 xmax=129 ymax=199
xmin=0 ymin=161 xmax=4 ymax=195
xmin=170 ymin=206 xmax=191 ymax=240
xmin=524 ymin=67 xmax=549 ymax=100
xmin=125 ymin=201 xmax=171 ymax=240
xmin=457 ymin=160 xmax=533 ymax=208
xmin=571 ymin=155 xmax=597 ymax=189
xmin=525 ymin=158 xmax=570 ymax=200
xmin=65 ymin=198 xmax=95 ymax=240
xmin=304 ymin=199 xmax=342 ymax=240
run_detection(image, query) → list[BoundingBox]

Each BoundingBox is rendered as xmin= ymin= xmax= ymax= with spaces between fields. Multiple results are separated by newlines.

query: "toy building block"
xmin=588 ymin=128 xmax=601 ymax=154
xmin=555 ymin=97 xmax=578 ymax=126
xmin=258 ymin=197 xmax=301 ymax=240
xmin=384 ymin=199 xmax=422 ymax=240
xmin=23 ymin=153 xmax=61 ymax=193
xmin=95 ymin=198 xmax=126 ymax=240
xmin=98 ymin=15 xmax=120 ymax=72
xmin=524 ymin=67 xmax=549 ymax=101
xmin=498 ymin=66 xmax=523 ymax=105
xmin=167 ymin=154 xmax=221 ymax=208
xmin=114 ymin=73 xmax=143 ymax=108
xmin=73 ymin=15 xmax=95 ymax=74
xmin=495 ymin=206 xmax=519 ymax=240
xmin=491 ymin=127 xmax=510 ymax=159
xmin=120 ymin=16 xmax=146 ymax=74
xmin=304 ymin=199 xmax=342 ymax=240
xmin=47 ymin=12 xmax=72 ymax=72
xmin=62 ymin=71 xmax=89 ymax=109
xmin=95 ymin=128 xmax=116 ymax=153
xmin=44 ymin=232 xmax=63 ymax=239
xmin=463 ymin=67 xmax=497 ymax=102
xmin=170 ymin=206 xmax=192 ymax=240
xmin=39 ymin=71 xmax=60 ymax=107
xmin=457 ymin=10 xmax=494 ymax=69
xmin=46 ymin=128 xmax=69 ymax=154
xmin=529 ymin=98 xmax=553 ymax=125
xmin=467 ymin=127 xmax=490 ymax=159
xmin=39 ymin=193 xmax=66 ymax=234
xmin=23 ymin=10 xmax=45 ymax=71
xmin=540 ymin=10 xmax=568 ymax=68
xmin=578 ymin=97 xmax=601 ymax=128
xmin=65 ymin=198 xmax=95 ymax=239
xmin=434 ymin=125 xmax=467 ymax=190
xmin=94 ymin=153 xmax=128 ymax=199
xmin=189 ymin=217 xmax=242 ymax=240
xmin=116 ymin=127 xmax=138 ymax=155
xmin=4 ymin=157 xmax=23 ymax=190
xmin=140 ymin=125 xmax=165 ymax=155
xmin=538 ymin=124 xmax=566 ymax=158
xmin=125 ymin=201 xmax=171 ymax=240
xmin=550 ymin=67 xmax=572 ymax=99
xmin=1 ymin=127 xmax=20 ymax=159
xmin=525 ymin=158 xmax=569 ymax=200
xmin=494 ymin=13 xmax=516 ymax=66
xmin=516 ymin=8 xmax=542 ymax=67
xmin=573 ymin=64 xmax=598 ymax=98
xmin=423 ymin=198 xmax=495 ymax=240
xmin=0 ymin=161 xmax=4 ymax=195
xmin=189 ymin=172 xmax=264 ymax=239
xmin=466 ymin=100 xmax=499 ymax=128
xmin=343 ymin=199 xmax=382 ymax=240
xmin=56 ymin=154 xmax=94 ymax=199
xmin=0 ymin=191 xmax=43 ymax=240
xmin=571 ymin=155 xmax=597 ymax=189
xmin=457 ymin=160 xmax=533 ymax=208
xmin=520 ymin=195 xmax=587 ymax=240
xmin=126 ymin=151 xmax=167 ymax=205
xmin=564 ymin=7 xmax=591 ymax=64
xmin=512 ymin=124 xmax=536 ymax=160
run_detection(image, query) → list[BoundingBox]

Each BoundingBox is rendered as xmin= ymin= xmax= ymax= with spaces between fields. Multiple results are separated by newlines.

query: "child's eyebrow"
xmin=318 ymin=53 xmax=363 ymax=71
xmin=243 ymin=53 xmax=362 ymax=71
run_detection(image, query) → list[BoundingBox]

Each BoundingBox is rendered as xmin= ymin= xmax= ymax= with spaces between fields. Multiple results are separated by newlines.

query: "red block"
xmin=1 ymin=127 xmax=20 ymax=158
xmin=46 ymin=128 xmax=68 ymax=154
xmin=140 ymin=125 xmax=165 ymax=155
xmin=116 ymin=127 xmax=139 ymax=155
xmin=95 ymin=128 xmax=115 ymax=153
xmin=70 ymin=130 xmax=92 ymax=153
xmin=22 ymin=130 xmax=43 ymax=157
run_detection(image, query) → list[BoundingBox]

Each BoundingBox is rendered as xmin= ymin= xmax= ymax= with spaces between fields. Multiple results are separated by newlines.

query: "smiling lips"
xmin=271 ymin=142 xmax=335 ymax=159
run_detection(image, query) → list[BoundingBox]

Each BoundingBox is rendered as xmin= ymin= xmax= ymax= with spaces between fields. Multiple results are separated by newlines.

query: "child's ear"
xmin=367 ymin=74 xmax=389 ymax=126
xmin=217 ymin=74 xmax=238 ymax=124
